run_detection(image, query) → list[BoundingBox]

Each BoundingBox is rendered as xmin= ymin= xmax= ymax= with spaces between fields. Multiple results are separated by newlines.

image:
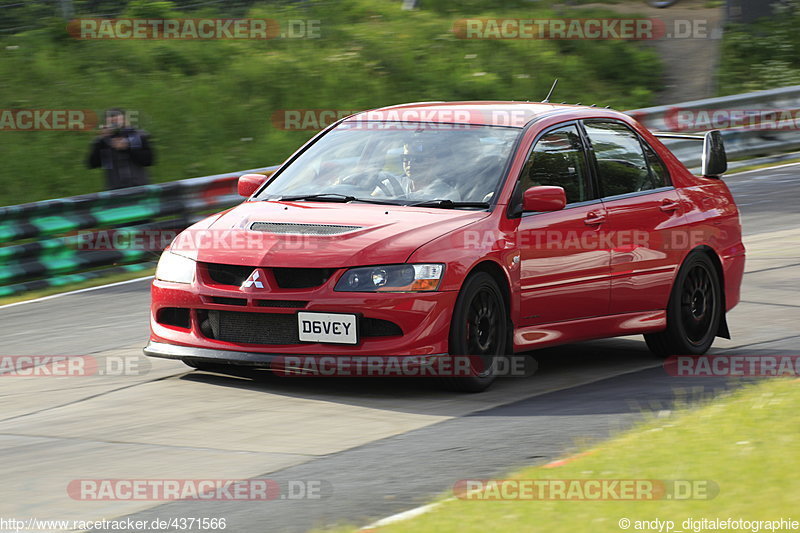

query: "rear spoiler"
xmin=652 ymin=130 xmax=727 ymax=178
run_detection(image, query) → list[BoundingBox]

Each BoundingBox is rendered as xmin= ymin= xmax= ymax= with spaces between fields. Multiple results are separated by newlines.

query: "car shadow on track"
xmin=172 ymin=334 xmax=775 ymax=416
xmin=171 ymin=336 xmax=707 ymax=414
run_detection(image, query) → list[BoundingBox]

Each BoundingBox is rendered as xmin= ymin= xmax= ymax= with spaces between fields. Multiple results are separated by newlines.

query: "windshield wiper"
xmin=273 ymin=193 xmax=403 ymax=206
xmin=406 ymin=199 xmax=490 ymax=209
xmin=276 ymin=193 xmax=357 ymax=202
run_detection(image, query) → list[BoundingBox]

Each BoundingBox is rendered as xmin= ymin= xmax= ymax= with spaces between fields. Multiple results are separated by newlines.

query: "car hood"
xmin=182 ymin=200 xmax=490 ymax=267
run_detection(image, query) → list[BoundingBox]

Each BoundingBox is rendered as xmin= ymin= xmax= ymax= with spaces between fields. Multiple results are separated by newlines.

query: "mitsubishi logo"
xmin=241 ymin=269 xmax=264 ymax=289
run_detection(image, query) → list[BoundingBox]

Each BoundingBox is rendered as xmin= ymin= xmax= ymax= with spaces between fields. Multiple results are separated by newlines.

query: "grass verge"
xmin=0 ymin=0 xmax=661 ymax=205
xmin=333 ymin=377 xmax=798 ymax=532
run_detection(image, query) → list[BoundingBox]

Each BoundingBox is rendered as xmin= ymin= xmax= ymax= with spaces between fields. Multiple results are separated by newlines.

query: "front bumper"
xmin=144 ymin=341 xmax=449 ymax=371
xmin=148 ymin=275 xmax=459 ymax=357
xmin=144 ymin=341 xmax=281 ymax=366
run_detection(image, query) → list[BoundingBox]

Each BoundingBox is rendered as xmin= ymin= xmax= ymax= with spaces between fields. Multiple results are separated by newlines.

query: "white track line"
xmin=358 ymin=360 xmax=676 ymax=530
xmin=362 ymin=501 xmax=449 ymax=530
xmin=731 ymin=161 xmax=800 ymax=176
xmin=0 ymin=275 xmax=154 ymax=311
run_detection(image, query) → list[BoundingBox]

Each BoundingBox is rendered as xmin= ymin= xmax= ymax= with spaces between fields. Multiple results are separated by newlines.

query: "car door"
xmin=516 ymin=122 xmax=611 ymax=326
xmin=581 ymin=119 xmax=686 ymax=315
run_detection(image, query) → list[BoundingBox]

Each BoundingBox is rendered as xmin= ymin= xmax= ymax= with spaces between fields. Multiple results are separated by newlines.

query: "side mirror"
xmin=523 ymin=185 xmax=566 ymax=212
xmin=238 ymin=173 xmax=268 ymax=197
xmin=702 ymin=130 xmax=727 ymax=178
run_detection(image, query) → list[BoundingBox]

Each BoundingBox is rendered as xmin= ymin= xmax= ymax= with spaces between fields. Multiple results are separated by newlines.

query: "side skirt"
xmin=513 ymin=310 xmax=666 ymax=352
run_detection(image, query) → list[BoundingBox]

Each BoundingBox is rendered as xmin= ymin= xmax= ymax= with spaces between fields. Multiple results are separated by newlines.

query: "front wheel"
xmin=645 ymin=252 xmax=722 ymax=357
xmin=443 ymin=272 xmax=509 ymax=392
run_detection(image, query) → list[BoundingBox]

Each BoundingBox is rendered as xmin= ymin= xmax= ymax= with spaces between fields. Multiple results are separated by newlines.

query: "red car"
xmin=144 ymin=102 xmax=745 ymax=391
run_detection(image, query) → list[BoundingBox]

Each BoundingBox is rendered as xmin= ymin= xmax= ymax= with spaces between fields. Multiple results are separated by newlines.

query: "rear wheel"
xmin=645 ymin=252 xmax=722 ymax=357
xmin=443 ymin=272 xmax=509 ymax=392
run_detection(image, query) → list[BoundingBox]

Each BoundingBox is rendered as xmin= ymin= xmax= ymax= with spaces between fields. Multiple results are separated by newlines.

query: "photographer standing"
xmin=88 ymin=108 xmax=154 ymax=190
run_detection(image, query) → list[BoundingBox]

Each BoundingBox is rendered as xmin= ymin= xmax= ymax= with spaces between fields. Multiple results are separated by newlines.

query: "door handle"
xmin=660 ymin=199 xmax=680 ymax=212
xmin=584 ymin=211 xmax=606 ymax=225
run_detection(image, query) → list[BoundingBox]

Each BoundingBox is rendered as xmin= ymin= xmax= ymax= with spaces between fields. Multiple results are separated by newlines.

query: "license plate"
xmin=297 ymin=312 xmax=358 ymax=345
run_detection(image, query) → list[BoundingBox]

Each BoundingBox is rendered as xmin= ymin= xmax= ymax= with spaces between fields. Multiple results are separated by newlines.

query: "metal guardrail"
xmin=2 ymin=85 xmax=799 ymax=297
xmin=0 ymin=166 xmax=277 ymax=297
xmin=627 ymin=85 xmax=800 ymax=168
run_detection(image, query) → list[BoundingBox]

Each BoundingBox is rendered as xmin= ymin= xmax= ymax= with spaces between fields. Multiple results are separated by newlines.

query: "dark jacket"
xmin=88 ymin=128 xmax=154 ymax=189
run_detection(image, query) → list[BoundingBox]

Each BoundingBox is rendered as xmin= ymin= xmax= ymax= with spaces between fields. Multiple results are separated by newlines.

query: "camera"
xmin=99 ymin=124 xmax=122 ymax=136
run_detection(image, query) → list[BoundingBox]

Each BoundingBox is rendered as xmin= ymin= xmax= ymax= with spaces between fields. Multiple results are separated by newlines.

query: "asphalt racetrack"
xmin=1 ymin=164 xmax=798 ymax=532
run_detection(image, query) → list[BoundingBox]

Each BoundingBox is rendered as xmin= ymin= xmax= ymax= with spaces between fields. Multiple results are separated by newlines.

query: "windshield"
xmin=257 ymin=121 xmax=522 ymax=206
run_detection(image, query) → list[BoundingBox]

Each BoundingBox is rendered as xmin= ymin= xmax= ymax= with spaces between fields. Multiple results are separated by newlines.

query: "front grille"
xmin=201 ymin=310 xmax=402 ymax=345
xmin=207 ymin=310 xmax=299 ymax=344
xmin=204 ymin=263 xmax=253 ymax=286
xmin=250 ymin=222 xmax=362 ymax=235
xmin=273 ymin=268 xmax=336 ymax=289
xmin=202 ymin=263 xmax=336 ymax=289
xmin=210 ymin=296 xmax=247 ymax=306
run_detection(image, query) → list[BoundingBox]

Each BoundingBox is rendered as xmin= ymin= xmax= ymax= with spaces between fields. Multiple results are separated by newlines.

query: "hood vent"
xmin=249 ymin=222 xmax=363 ymax=235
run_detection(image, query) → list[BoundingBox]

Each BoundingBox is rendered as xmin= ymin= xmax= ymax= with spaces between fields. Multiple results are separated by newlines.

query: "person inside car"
xmin=338 ymin=134 xmax=462 ymax=201
xmin=396 ymin=138 xmax=462 ymax=201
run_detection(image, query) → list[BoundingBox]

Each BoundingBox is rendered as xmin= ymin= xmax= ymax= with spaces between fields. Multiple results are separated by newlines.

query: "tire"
xmin=442 ymin=272 xmax=509 ymax=392
xmin=645 ymin=252 xmax=722 ymax=357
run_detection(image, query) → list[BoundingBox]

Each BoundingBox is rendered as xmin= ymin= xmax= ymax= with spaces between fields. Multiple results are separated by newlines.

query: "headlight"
xmin=335 ymin=264 xmax=443 ymax=292
xmin=155 ymin=250 xmax=196 ymax=284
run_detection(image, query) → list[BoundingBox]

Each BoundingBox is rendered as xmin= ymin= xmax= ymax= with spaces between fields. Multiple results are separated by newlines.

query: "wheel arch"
xmin=465 ymin=260 xmax=512 ymax=311
xmin=686 ymin=244 xmax=731 ymax=339
xmin=464 ymin=259 xmax=516 ymax=349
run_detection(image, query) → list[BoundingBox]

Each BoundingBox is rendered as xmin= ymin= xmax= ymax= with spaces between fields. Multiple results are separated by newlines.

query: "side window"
xmin=583 ymin=121 xmax=651 ymax=197
xmin=642 ymin=141 xmax=671 ymax=189
xmin=520 ymin=125 xmax=590 ymax=204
